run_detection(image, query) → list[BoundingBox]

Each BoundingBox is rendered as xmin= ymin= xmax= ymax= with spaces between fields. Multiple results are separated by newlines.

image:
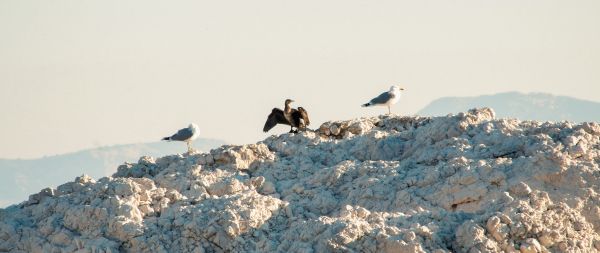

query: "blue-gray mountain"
xmin=0 ymin=139 xmax=225 ymax=207
xmin=419 ymin=92 xmax=600 ymax=122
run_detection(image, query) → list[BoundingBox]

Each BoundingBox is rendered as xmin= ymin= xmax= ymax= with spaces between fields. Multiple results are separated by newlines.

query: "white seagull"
xmin=361 ymin=85 xmax=405 ymax=114
xmin=162 ymin=123 xmax=200 ymax=153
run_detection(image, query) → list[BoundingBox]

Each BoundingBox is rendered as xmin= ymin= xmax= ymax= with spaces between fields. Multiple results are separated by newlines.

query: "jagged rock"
xmin=2 ymin=108 xmax=600 ymax=252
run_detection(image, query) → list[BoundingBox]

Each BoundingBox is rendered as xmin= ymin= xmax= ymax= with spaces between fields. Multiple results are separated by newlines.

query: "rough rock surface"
xmin=2 ymin=108 xmax=600 ymax=252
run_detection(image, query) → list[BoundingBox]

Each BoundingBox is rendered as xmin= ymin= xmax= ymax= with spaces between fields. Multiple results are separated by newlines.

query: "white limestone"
xmin=2 ymin=108 xmax=600 ymax=252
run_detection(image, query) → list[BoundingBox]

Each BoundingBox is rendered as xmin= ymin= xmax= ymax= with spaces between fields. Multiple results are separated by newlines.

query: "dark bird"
xmin=263 ymin=99 xmax=310 ymax=133
xmin=162 ymin=123 xmax=200 ymax=153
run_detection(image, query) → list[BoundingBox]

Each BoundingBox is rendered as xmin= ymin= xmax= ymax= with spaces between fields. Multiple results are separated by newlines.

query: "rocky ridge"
xmin=2 ymin=108 xmax=600 ymax=252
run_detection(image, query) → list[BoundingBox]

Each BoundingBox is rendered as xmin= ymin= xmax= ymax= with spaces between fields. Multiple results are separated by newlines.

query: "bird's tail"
xmin=162 ymin=137 xmax=171 ymax=141
xmin=361 ymin=103 xmax=371 ymax=107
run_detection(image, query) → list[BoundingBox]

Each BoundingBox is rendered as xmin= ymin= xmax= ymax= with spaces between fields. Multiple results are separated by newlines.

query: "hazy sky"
xmin=1 ymin=0 xmax=599 ymax=159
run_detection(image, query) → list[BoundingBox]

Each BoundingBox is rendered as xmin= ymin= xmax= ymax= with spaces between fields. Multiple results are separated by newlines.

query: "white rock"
xmin=519 ymin=238 xmax=541 ymax=253
xmin=2 ymin=108 xmax=600 ymax=252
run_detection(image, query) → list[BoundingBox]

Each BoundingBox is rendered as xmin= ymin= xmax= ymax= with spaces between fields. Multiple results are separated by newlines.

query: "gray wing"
xmin=369 ymin=91 xmax=394 ymax=105
xmin=169 ymin=127 xmax=194 ymax=141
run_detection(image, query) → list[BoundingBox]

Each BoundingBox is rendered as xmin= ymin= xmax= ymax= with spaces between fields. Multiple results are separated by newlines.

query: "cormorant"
xmin=263 ymin=99 xmax=310 ymax=133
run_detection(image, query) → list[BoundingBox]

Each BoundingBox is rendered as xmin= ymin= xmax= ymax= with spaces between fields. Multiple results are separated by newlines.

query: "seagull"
xmin=162 ymin=123 xmax=200 ymax=153
xmin=362 ymin=85 xmax=405 ymax=114
xmin=263 ymin=99 xmax=310 ymax=133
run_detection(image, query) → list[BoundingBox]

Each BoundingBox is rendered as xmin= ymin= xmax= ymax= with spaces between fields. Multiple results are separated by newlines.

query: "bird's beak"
xmin=400 ymin=88 xmax=405 ymax=91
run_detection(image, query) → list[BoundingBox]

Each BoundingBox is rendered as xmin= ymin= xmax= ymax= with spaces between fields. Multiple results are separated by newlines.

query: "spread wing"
xmin=263 ymin=108 xmax=289 ymax=132
xmin=295 ymin=107 xmax=310 ymax=127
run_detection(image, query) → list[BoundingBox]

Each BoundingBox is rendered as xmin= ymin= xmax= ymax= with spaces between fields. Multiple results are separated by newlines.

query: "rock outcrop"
xmin=2 ymin=108 xmax=600 ymax=252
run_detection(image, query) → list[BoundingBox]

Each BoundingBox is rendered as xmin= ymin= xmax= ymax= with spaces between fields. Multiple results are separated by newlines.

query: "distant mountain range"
xmin=0 ymin=139 xmax=225 ymax=207
xmin=418 ymin=92 xmax=600 ymax=122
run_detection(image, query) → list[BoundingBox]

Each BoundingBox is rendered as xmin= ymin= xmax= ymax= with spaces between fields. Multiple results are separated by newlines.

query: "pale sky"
xmin=1 ymin=0 xmax=599 ymax=159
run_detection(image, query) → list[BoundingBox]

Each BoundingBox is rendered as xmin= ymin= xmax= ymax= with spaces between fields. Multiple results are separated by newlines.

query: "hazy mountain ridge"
xmin=419 ymin=92 xmax=600 ymax=122
xmin=0 ymin=139 xmax=225 ymax=207
xmin=2 ymin=108 xmax=600 ymax=252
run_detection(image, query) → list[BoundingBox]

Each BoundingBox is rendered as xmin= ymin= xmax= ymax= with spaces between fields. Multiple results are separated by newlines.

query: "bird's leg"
xmin=388 ymin=106 xmax=391 ymax=115
xmin=187 ymin=141 xmax=192 ymax=153
xmin=289 ymin=126 xmax=295 ymax=133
